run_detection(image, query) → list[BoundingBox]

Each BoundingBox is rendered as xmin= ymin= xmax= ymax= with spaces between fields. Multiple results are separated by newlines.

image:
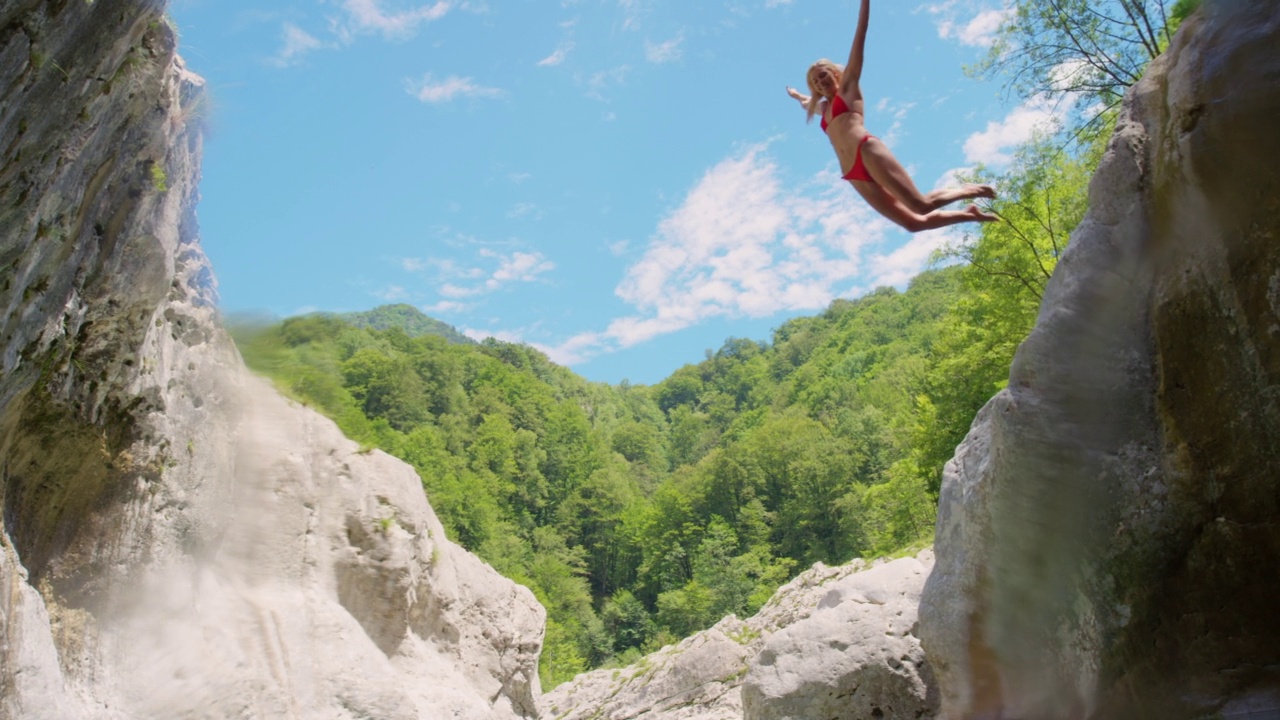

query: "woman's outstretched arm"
xmin=786 ymin=86 xmax=812 ymax=108
xmin=840 ymin=0 xmax=870 ymax=96
xmin=786 ymin=86 xmax=823 ymax=117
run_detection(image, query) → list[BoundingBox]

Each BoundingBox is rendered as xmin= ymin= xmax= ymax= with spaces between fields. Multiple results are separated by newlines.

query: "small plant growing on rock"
xmin=150 ymin=163 xmax=168 ymax=192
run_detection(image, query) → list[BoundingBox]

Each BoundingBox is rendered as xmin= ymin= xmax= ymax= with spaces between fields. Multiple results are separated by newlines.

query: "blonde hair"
xmin=805 ymin=59 xmax=843 ymax=123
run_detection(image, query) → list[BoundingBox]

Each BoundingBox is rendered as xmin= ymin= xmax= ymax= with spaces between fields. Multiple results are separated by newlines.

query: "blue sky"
xmin=168 ymin=0 xmax=1059 ymax=385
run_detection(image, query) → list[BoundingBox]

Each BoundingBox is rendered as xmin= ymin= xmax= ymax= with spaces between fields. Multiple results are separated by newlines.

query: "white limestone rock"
xmin=919 ymin=4 xmax=1280 ymax=718
xmin=542 ymin=551 xmax=936 ymax=720
xmin=742 ymin=555 xmax=936 ymax=720
xmin=0 ymin=2 xmax=545 ymax=717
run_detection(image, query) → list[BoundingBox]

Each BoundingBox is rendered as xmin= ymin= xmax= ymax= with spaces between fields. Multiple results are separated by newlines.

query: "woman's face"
xmin=811 ymin=66 xmax=839 ymax=96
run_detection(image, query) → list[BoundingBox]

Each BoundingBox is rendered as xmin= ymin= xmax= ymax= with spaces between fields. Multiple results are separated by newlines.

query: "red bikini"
xmin=819 ymin=94 xmax=850 ymax=132
xmin=821 ymin=95 xmax=877 ymax=184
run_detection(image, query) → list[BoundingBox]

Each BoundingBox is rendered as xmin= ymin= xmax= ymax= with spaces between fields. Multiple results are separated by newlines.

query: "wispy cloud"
xmin=340 ymin=0 xmax=451 ymax=40
xmin=538 ymin=43 xmax=574 ymax=67
xmin=585 ymin=65 xmax=631 ymax=101
xmin=516 ymin=144 xmax=904 ymax=365
xmin=508 ymin=202 xmax=542 ymax=219
xmin=270 ymin=23 xmax=327 ymax=67
xmin=373 ymin=284 xmax=411 ymax=302
xmin=765 ymin=0 xmax=794 ymax=7
xmin=645 ymin=35 xmax=684 ymax=63
xmin=921 ymin=2 xmax=1011 ymax=48
xmin=424 ymin=300 xmax=467 ymax=314
xmin=406 ymin=74 xmax=503 ymax=102
xmin=963 ymin=94 xmax=1067 ymax=165
xmin=874 ymin=98 xmax=916 ymax=148
xmin=407 ymin=247 xmax=556 ymax=301
xmin=865 ymin=227 xmax=956 ymax=288
xmin=618 ymin=0 xmax=649 ymax=31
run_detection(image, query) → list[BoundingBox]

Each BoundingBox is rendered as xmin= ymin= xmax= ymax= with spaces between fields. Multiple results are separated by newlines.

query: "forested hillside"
xmin=231 ymin=152 xmax=1079 ymax=686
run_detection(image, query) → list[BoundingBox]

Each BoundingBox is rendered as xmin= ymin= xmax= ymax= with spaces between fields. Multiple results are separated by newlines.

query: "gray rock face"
xmin=919 ymin=4 xmax=1280 ymax=719
xmin=742 ymin=555 xmax=936 ymax=720
xmin=543 ymin=551 xmax=936 ymax=720
xmin=0 ymin=1 xmax=543 ymax=718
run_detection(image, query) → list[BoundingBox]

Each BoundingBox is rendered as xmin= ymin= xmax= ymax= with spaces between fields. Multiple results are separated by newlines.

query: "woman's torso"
xmin=822 ymin=92 xmax=869 ymax=176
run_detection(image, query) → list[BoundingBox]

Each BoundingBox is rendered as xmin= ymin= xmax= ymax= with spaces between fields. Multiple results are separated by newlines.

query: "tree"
xmin=976 ymin=0 xmax=1197 ymax=136
xmin=919 ymin=130 xmax=1102 ymax=493
xmin=942 ymin=134 xmax=1092 ymax=307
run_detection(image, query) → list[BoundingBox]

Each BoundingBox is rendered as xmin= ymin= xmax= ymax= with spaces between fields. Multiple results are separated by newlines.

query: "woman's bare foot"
xmin=966 ymin=184 xmax=997 ymax=200
xmin=965 ymin=204 xmax=999 ymax=222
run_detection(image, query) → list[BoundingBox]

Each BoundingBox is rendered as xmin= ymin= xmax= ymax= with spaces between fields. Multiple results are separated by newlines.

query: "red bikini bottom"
xmin=842 ymin=135 xmax=877 ymax=183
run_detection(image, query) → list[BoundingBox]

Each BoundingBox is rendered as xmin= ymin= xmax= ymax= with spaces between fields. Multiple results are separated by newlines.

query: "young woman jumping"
xmin=786 ymin=0 xmax=998 ymax=232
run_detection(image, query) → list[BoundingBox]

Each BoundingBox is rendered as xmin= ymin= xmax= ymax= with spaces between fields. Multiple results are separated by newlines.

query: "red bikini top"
xmin=820 ymin=94 xmax=851 ymax=133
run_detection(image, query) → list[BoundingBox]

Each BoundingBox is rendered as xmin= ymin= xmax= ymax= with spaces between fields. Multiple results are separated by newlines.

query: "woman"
xmin=786 ymin=0 xmax=997 ymax=232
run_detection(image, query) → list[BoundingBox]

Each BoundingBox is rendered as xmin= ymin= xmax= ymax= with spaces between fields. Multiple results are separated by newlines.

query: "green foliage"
xmin=150 ymin=162 xmax=168 ymax=192
xmin=973 ymin=0 xmax=1187 ymax=139
xmin=918 ymin=128 xmax=1103 ymax=492
xmin=340 ymin=304 xmax=473 ymax=345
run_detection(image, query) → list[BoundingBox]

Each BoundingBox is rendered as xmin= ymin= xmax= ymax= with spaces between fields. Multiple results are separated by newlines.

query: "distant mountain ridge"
xmin=338 ymin=304 xmax=474 ymax=345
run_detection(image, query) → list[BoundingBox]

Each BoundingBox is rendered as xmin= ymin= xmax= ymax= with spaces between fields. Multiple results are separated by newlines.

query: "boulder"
xmin=742 ymin=555 xmax=936 ymax=720
xmin=919 ymin=4 xmax=1280 ymax=719
xmin=543 ymin=551 xmax=936 ymax=720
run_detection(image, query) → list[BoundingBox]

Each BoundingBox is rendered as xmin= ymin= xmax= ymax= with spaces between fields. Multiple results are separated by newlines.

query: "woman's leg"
xmin=854 ymin=182 xmax=997 ymax=233
xmin=858 ymin=137 xmax=995 ymax=212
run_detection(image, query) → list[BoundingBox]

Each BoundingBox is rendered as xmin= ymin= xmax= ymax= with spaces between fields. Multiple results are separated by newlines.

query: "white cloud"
xmin=645 ymin=36 xmax=683 ymax=64
xmin=865 ymin=227 xmax=956 ymax=288
xmin=963 ymin=94 xmax=1065 ymax=166
xmin=440 ymin=283 xmax=483 ymax=299
xmin=463 ymin=327 xmax=525 ymax=344
xmin=874 ymin=98 xmax=916 ymax=148
xmin=538 ymin=43 xmax=573 ymax=67
xmin=406 ymin=74 xmax=503 ymax=102
xmin=508 ymin=202 xmax=541 ymax=219
xmin=528 ymin=144 xmax=899 ymax=364
xmin=618 ymin=0 xmax=647 ymax=31
xmin=373 ymin=284 xmax=411 ymax=301
xmin=428 ymin=248 xmax=555 ymax=300
xmin=923 ymin=2 xmax=1010 ymax=48
xmin=488 ymin=250 xmax=555 ymax=285
xmin=609 ymin=240 xmax=631 ymax=256
xmin=341 ymin=0 xmax=450 ymax=39
xmin=933 ymin=166 xmax=977 ymax=191
xmin=765 ymin=0 xmax=794 ymax=7
xmin=585 ymin=65 xmax=630 ymax=101
xmin=423 ymin=300 xmax=467 ymax=313
xmin=271 ymin=23 xmax=327 ymax=67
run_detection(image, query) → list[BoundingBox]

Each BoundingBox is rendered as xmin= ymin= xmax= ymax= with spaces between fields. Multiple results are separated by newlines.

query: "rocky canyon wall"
xmin=920 ymin=3 xmax=1280 ymax=718
xmin=0 ymin=1 xmax=543 ymax=717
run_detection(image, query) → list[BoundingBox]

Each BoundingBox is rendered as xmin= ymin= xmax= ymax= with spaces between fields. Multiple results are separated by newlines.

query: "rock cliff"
xmin=543 ymin=551 xmax=936 ymax=720
xmin=0 ymin=1 xmax=543 ymax=718
xmin=919 ymin=3 xmax=1280 ymax=718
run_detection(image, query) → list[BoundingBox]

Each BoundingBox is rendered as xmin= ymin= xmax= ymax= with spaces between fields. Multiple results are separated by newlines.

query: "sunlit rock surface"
xmin=542 ymin=551 xmax=935 ymax=720
xmin=0 ymin=1 xmax=542 ymax=717
xmin=919 ymin=4 xmax=1280 ymax=719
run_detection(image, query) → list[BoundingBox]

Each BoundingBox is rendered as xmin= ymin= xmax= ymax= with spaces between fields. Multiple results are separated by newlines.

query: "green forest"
xmin=230 ymin=0 xmax=1197 ymax=690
